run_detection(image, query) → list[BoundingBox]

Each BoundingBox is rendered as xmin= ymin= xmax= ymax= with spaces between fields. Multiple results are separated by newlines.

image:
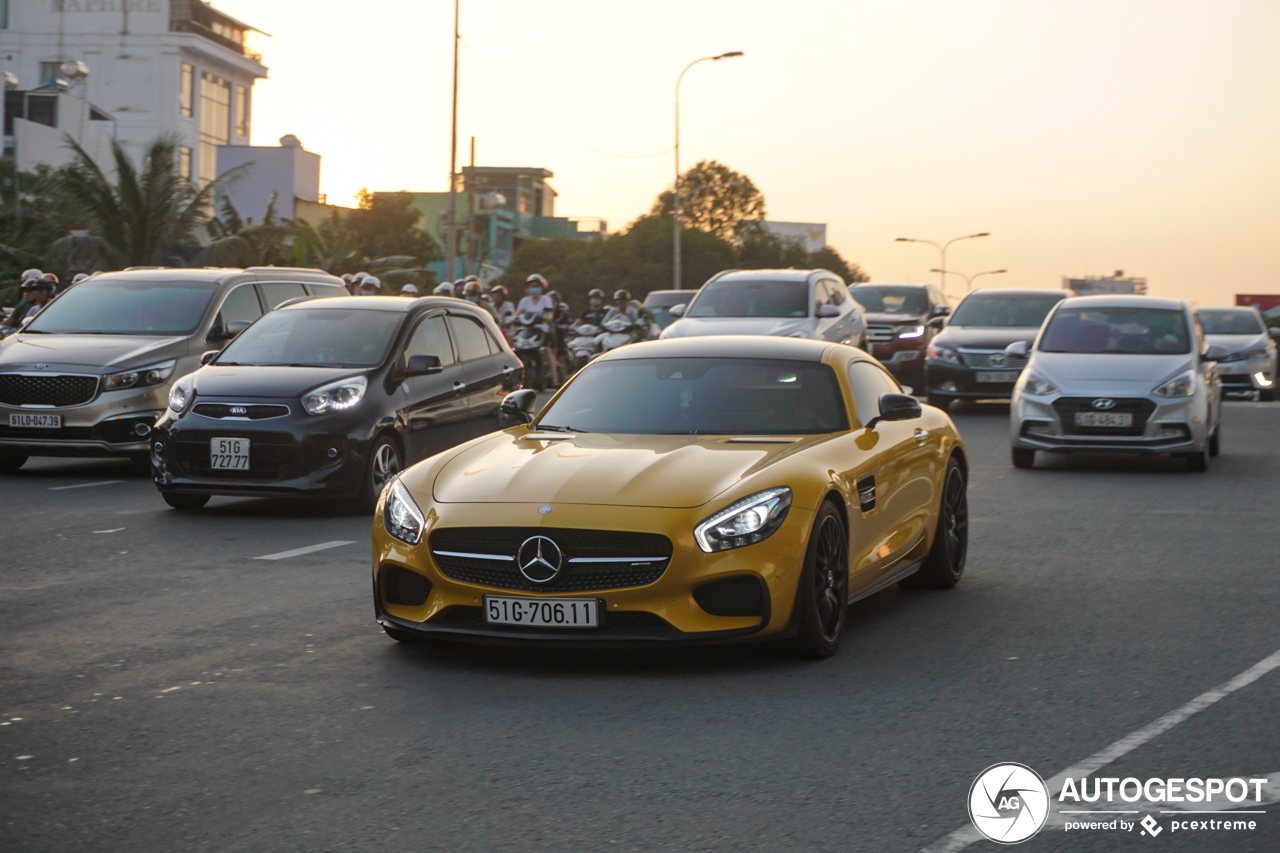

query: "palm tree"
xmin=54 ymin=135 xmax=236 ymax=267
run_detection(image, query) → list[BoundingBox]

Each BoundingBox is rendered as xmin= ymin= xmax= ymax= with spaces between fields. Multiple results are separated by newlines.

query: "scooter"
xmin=511 ymin=311 xmax=548 ymax=392
xmin=566 ymin=323 xmax=601 ymax=371
xmin=597 ymin=313 xmax=642 ymax=355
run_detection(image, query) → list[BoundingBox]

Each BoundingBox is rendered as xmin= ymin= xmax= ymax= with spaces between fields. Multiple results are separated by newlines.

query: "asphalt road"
xmin=2 ymin=401 xmax=1279 ymax=852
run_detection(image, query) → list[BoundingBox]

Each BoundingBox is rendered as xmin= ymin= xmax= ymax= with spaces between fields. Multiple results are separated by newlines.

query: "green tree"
xmin=194 ymin=194 xmax=292 ymax=268
xmin=651 ymin=160 xmax=766 ymax=242
xmin=53 ymin=135 xmax=229 ymax=266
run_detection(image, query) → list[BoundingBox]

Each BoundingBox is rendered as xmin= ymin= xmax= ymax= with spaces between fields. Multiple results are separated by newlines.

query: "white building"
xmin=0 ymin=0 xmax=266 ymax=184
xmin=216 ymin=134 xmax=321 ymax=224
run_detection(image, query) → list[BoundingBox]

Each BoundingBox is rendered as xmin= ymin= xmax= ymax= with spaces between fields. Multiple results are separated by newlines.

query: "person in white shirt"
xmin=515 ymin=274 xmax=564 ymax=386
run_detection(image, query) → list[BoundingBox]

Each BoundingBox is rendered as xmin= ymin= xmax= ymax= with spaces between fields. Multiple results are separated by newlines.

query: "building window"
xmin=39 ymin=62 xmax=63 ymax=86
xmin=198 ymin=72 xmax=231 ymax=187
xmin=0 ymin=0 xmax=9 ymax=30
xmin=180 ymin=63 xmax=194 ymax=117
xmin=234 ymin=85 xmax=248 ymax=137
xmin=178 ymin=146 xmax=193 ymax=182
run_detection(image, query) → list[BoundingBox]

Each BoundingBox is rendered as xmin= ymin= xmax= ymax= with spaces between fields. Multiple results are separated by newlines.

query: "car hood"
xmin=661 ymin=316 xmax=813 ymax=339
xmin=1205 ymin=333 xmax=1269 ymax=355
xmin=933 ymin=325 xmax=1042 ymax=350
xmin=192 ymin=365 xmax=370 ymax=399
xmin=0 ymin=334 xmax=189 ymax=372
xmin=1029 ymin=351 xmax=1194 ymax=395
xmin=863 ymin=311 xmax=925 ymax=326
xmin=431 ymin=429 xmax=822 ymax=508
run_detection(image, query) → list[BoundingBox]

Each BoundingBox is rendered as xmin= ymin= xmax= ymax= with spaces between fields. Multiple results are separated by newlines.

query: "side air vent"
xmin=381 ymin=564 xmax=433 ymax=607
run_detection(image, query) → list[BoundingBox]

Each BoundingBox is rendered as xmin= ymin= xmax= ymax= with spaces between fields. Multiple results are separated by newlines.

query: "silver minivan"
xmin=0 ymin=267 xmax=347 ymax=470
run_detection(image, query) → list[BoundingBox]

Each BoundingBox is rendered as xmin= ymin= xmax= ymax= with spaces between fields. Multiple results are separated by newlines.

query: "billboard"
xmin=1063 ymin=273 xmax=1147 ymax=296
xmin=1236 ymin=294 xmax=1280 ymax=316
xmin=760 ymin=221 xmax=826 ymax=253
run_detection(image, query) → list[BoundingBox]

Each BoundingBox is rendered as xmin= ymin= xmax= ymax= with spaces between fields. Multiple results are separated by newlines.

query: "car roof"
xmin=595 ymin=335 xmax=834 ymax=363
xmin=279 ymin=295 xmax=490 ymax=316
xmin=89 ymin=266 xmax=339 ymax=284
xmin=644 ymin=290 xmax=696 ymax=304
xmin=853 ymin=282 xmax=930 ymax=289
xmin=960 ymin=288 xmax=1069 ymax=299
xmin=1196 ymin=305 xmax=1255 ymax=313
xmin=1059 ymin=294 xmax=1186 ymax=311
xmin=712 ymin=269 xmax=826 ymax=284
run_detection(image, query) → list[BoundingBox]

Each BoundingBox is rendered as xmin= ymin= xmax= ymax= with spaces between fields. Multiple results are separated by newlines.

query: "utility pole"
xmin=467 ymin=136 xmax=476 ymax=277
xmin=445 ymin=0 xmax=460 ymax=283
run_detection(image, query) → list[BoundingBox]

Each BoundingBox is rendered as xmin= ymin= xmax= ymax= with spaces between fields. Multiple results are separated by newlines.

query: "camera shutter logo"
xmin=968 ymin=763 xmax=1050 ymax=844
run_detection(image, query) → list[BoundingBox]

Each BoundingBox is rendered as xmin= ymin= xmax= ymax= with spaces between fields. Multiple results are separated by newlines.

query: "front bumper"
xmin=151 ymin=401 xmax=372 ymax=498
xmin=868 ymin=340 xmax=926 ymax=378
xmin=1215 ymin=357 xmax=1274 ymax=396
xmin=372 ymin=499 xmax=815 ymax=646
xmin=0 ymin=383 xmax=168 ymax=458
xmin=926 ymin=360 xmax=1022 ymax=400
xmin=1011 ymin=391 xmax=1207 ymax=454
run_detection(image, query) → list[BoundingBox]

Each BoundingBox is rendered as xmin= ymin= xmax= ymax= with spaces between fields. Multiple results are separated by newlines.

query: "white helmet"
xmin=400 ymin=283 xmax=419 ymax=296
xmin=71 ymin=273 xmax=90 ymax=284
xmin=433 ymin=282 xmax=454 ymax=296
xmin=20 ymin=268 xmax=42 ymax=282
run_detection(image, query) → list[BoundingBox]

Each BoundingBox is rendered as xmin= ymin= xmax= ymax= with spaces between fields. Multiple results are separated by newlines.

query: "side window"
xmin=826 ymin=280 xmax=847 ymax=306
xmin=848 ymin=361 xmax=903 ymax=426
xmin=212 ymin=284 xmax=263 ymax=338
xmin=403 ymin=315 xmax=456 ymax=367
xmin=308 ymin=284 xmax=349 ymax=299
xmin=812 ymin=281 xmax=830 ymax=313
xmin=260 ymin=282 xmax=308 ymax=309
xmin=450 ymin=315 xmax=496 ymax=362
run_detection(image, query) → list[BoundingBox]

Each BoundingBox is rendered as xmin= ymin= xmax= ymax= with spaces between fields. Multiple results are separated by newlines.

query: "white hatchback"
xmin=1008 ymin=295 xmax=1224 ymax=472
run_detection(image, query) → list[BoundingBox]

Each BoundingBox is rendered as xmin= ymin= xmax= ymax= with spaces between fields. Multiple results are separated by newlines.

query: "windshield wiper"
xmin=535 ymin=424 xmax=584 ymax=433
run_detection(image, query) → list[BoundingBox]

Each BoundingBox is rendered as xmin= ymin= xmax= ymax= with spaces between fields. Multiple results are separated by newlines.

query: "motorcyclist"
xmin=71 ymin=273 xmax=90 ymax=286
xmin=358 ymin=275 xmax=382 ymax=296
xmin=399 ymin=283 xmax=419 ymax=297
xmin=573 ymin=288 xmax=609 ymax=327
xmin=516 ymin=275 xmax=563 ymax=386
xmin=461 ymin=280 xmax=498 ymax=320
xmin=604 ymin=289 xmax=641 ymax=324
xmin=433 ymin=281 xmax=455 ymax=297
xmin=2 ymin=276 xmax=54 ymax=330
xmin=341 ymin=273 xmax=358 ymax=295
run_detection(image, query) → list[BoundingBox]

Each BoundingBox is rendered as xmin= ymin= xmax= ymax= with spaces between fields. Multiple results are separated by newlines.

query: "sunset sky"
xmin=218 ymin=0 xmax=1280 ymax=305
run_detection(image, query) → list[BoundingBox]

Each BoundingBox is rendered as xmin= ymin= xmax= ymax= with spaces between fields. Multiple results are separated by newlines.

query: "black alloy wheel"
xmin=1209 ymin=425 xmax=1221 ymax=457
xmin=1011 ymin=446 xmax=1036 ymax=469
xmin=362 ymin=436 xmax=402 ymax=513
xmin=903 ymin=456 xmax=969 ymax=589
xmin=162 ymin=492 xmax=210 ymax=511
xmin=792 ymin=502 xmax=849 ymax=658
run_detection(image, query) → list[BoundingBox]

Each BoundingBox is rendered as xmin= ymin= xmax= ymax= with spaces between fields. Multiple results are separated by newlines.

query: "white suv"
xmin=1008 ymin=295 xmax=1224 ymax=472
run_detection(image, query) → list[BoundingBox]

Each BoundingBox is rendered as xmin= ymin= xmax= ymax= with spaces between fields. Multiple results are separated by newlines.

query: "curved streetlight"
xmin=895 ymin=232 xmax=989 ymax=294
xmin=674 ymin=51 xmax=744 ymax=290
xmin=931 ymin=268 xmax=1007 ymax=293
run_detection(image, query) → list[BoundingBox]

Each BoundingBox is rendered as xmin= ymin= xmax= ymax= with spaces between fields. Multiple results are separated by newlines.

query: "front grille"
xmin=429 ymin=527 xmax=672 ymax=592
xmin=867 ymin=325 xmax=897 ymax=344
xmin=1052 ymin=397 xmax=1156 ymax=436
xmin=959 ymin=350 xmax=1029 ymax=370
xmin=171 ymin=429 xmax=297 ymax=479
xmin=194 ymin=403 xmax=291 ymax=420
xmin=1220 ymin=374 xmax=1253 ymax=387
xmin=0 ymin=373 xmax=98 ymax=407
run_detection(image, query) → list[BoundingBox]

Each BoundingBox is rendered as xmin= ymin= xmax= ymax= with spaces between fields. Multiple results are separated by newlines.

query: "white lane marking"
xmin=94 ymin=528 xmax=125 ymax=534
xmin=254 ymin=540 xmax=356 ymax=561
xmin=48 ymin=480 xmax=124 ymax=491
xmin=922 ymin=646 xmax=1280 ymax=853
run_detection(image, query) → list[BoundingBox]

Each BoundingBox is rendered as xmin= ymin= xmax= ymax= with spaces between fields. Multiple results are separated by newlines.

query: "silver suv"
xmin=0 ymin=267 xmax=347 ymax=470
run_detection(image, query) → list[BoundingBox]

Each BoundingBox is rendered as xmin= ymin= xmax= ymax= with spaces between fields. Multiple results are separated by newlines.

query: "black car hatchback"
xmin=150 ymin=296 xmax=523 ymax=511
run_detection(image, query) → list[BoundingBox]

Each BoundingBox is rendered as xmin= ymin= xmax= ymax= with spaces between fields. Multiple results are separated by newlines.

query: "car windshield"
xmin=950 ymin=293 xmax=1066 ymax=327
xmin=851 ymin=286 xmax=928 ymax=314
xmin=24 ymin=279 xmax=219 ymax=335
xmin=687 ymin=281 xmax=809 ymax=318
xmin=535 ymin=357 xmax=848 ymax=435
xmin=1198 ymin=309 xmax=1265 ymax=335
xmin=217 ymin=308 xmax=403 ymax=368
xmin=1040 ymin=307 xmax=1191 ymax=354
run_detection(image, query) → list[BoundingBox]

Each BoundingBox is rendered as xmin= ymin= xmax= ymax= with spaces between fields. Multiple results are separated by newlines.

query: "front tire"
xmin=1209 ymin=426 xmax=1220 ymax=457
xmin=901 ymin=457 xmax=968 ymax=589
xmin=1183 ymin=444 xmax=1209 ymax=472
xmin=0 ymin=453 xmax=28 ymax=473
xmin=1259 ymin=389 xmax=1275 ymax=402
xmin=162 ymin=492 xmax=210 ymax=510
xmin=1011 ymin=447 xmax=1036 ymax=469
xmin=927 ymin=393 xmax=954 ymax=412
xmin=360 ymin=436 xmax=402 ymax=514
xmin=790 ymin=502 xmax=849 ymax=659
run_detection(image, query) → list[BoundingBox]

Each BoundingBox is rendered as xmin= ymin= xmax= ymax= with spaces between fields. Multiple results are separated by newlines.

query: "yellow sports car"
xmin=372 ymin=336 xmax=968 ymax=657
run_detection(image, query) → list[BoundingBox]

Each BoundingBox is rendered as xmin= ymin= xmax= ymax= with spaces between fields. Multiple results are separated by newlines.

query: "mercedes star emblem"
xmin=516 ymin=535 xmax=563 ymax=583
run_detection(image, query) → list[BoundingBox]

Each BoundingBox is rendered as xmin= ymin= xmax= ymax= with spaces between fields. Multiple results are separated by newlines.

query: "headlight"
xmin=384 ymin=478 xmax=425 ymax=545
xmin=928 ymin=344 xmax=961 ymax=365
xmin=1021 ymin=372 xmax=1059 ymax=396
xmin=898 ymin=324 xmax=925 ymax=339
xmin=104 ymin=359 xmax=176 ymax=391
xmin=694 ymin=487 xmax=792 ymax=553
xmin=1241 ymin=346 xmax=1271 ymax=360
xmin=302 ymin=375 xmax=367 ymax=415
xmin=1153 ymin=370 xmax=1195 ymax=398
xmin=167 ymin=373 xmax=195 ymax=413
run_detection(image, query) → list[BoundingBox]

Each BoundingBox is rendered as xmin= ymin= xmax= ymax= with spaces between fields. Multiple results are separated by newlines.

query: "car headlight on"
xmin=694 ymin=487 xmax=792 ymax=553
xmin=898 ymin=324 xmax=925 ymax=339
xmin=384 ymin=478 xmax=426 ymax=545
xmin=928 ymin=344 xmax=961 ymax=364
xmin=1021 ymin=372 xmax=1059 ymax=396
xmin=104 ymin=359 xmax=176 ymax=391
xmin=302 ymin=375 xmax=367 ymax=415
xmin=167 ymin=373 xmax=196 ymax=413
xmin=1153 ymin=370 xmax=1195 ymax=398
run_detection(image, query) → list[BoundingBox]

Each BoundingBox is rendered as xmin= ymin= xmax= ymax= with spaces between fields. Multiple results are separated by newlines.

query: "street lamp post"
xmin=445 ymin=0 xmax=461 ymax=283
xmin=895 ymin=232 xmax=989 ymax=295
xmin=673 ymin=50 xmax=743 ymax=290
xmin=930 ymin=268 xmax=1007 ymax=293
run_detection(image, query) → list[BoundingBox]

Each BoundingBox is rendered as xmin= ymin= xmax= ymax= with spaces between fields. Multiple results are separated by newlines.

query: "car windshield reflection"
xmin=217 ymin=308 xmax=403 ymax=368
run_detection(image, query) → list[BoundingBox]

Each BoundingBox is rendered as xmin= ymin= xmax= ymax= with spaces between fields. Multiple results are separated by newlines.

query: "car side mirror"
xmin=931 ymin=305 xmax=951 ymax=317
xmin=817 ymin=304 xmax=841 ymax=318
xmin=226 ymin=319 xmax=251 ymax=338
xmin=668 ymin=303 xmax=686 ymax=318
xmin=200 ymin=350 xmax=220 ymax=366
xmin=928 ymin=316 xmax=947 ymax=329
xmin=1269 ymin=327 xmax=1280 ymax=340
xmin=1005 ymin=340 xmax=1030 ymax=358
xmin=498 ymin=388 xmax=538 ymax=427
xmin=404 ymin=354 xmax=443 ymax=376
xmin=1202 ymin=344 xmax=1229 ymax=363
xmin=864 ymin=393 xmax=922 ymax=429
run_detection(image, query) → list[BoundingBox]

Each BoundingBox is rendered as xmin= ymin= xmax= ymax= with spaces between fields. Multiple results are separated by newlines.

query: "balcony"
xmin=169 ymin=0 xmax=263 ymax=62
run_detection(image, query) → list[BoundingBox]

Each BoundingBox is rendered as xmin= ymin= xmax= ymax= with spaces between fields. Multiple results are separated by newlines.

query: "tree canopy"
xmin=650 ymin=160 xmax=766 ymax=242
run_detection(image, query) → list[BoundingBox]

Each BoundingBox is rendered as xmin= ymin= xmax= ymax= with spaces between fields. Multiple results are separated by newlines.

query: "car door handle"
xmin=501 ymin=365 xmax=514 ymax=374
xmin=453 ymin=381 xmax=466 ymax=392
xmin=913 ymin=428 xmax=929 ymax=443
